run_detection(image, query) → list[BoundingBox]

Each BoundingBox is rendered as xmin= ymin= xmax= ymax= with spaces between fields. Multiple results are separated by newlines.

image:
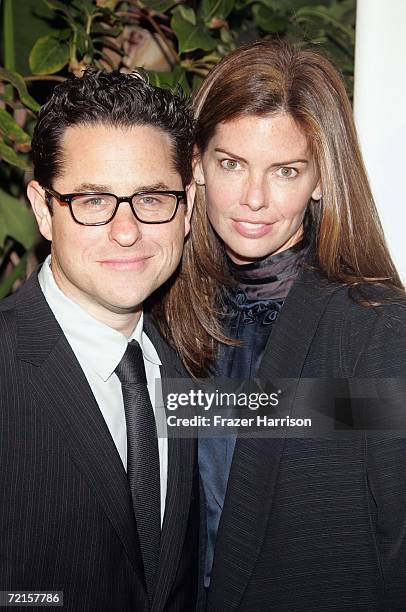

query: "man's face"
xmin=28 ymin=124 xmax=193 ymax=328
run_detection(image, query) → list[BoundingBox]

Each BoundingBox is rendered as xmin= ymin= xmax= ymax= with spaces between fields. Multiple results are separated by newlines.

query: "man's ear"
xmin=183 ymin=180 xmax=196 ymax=238
xmin=27 ymin=180 xmax=53 ymax=241
xmin=192 ymin=145 xmax=205 ymax=186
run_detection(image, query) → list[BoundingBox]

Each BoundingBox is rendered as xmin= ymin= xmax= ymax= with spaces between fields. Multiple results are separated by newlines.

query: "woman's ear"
xmin=183 ymin=180 xmax=196 ymax=238
xmin=27 ymin=180 xmax=53 ymax=241
xmin=311 ymin=180 xmax=322 ymax=201
xmin=192 ymin=145 xmax=205 ymax=186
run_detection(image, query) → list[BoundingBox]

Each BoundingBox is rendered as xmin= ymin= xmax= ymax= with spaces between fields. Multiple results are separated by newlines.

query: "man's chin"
xmin=103 ymin=299 xmax=143 ymax=316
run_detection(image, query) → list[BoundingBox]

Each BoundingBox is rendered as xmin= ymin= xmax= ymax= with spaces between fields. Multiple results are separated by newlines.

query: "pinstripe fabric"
xmin=205 ymin=269 xmax=406 ymax=612
xmin=0 ymin=271 xmax=198 ymax=612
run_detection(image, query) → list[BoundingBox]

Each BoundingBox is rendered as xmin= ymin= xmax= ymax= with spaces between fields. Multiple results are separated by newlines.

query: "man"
xmin=0 ymin=70 xmax=197 ymax=611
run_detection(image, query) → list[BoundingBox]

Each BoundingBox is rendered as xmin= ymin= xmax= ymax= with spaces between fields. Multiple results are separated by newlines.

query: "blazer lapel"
xmin=208 ymin=268 xmax=337 ymax=611
xmin=144 ymin=317 xmax=197 ymax=612
xmin=16 ymin=273 xmax=143 ymax=578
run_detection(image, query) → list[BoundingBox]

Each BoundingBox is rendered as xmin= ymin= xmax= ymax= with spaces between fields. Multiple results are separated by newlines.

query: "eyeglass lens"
xmin=71 ymin=193 xmax=178 ymax=224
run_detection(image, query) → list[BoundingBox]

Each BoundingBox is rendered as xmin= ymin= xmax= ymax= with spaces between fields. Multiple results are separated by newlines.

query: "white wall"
xmin=353 ymin=0 xmax=406 ymax=283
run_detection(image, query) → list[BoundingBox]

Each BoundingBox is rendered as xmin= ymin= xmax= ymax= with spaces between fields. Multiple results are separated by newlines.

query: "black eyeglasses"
xmin=44 ymin=187 xmax=186 ymax=226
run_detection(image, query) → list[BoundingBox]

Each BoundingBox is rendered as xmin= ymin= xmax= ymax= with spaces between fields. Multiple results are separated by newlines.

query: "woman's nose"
xmin=242 ymin=174 xmax=268 ymax=211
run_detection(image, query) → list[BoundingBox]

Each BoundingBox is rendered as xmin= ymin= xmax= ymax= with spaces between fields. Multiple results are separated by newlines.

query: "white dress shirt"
xmin=38 ymin=255 xmax=167 ymax=523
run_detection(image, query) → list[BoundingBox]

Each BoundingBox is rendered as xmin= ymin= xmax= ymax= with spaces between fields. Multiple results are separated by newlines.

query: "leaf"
xmin=43 ymin=0 xmax=79 ymax=18
xmin=29 ymin=34 xmax=70 ymax=74
xmin=96 ymin=0 xmax=118 ymax=9
xmin=261 ymin=0 xmax=322 ymax=10
xmin=43 ymin=0 xmax=79 ymax=31
xmin=138 ymin=0 xmax=179 ymax=13
xmin=0 ymin=189 xmax=37 ymax=250
xmin=200 ymin=0 xmax=235 ymax=22
xmin=192 ymin=73 xmax=204 ymax=93
xmin=148 ymin=65 xmax=190 ymax=95
xmin=294 ymin=6 xmax=355 ymax=42
xmin=76 ymin=27 xmax=90 ymax=55
xmin=171 ymin=7 xmax=217 ymax=54
xmin=0 ymin=109 xmax=31 ymax=150
xmin=11 ymin=0 xmax=55 ymax=75
xmin=178 ymin=6 xmax=197 ymax=26
xmin=220 ymin=26 xmax=233 ymax=44
xmin=0 ymin=253 xmax=28 ymax=300
xmin=0 ymin=68 xmax=40 ymax=112
xmin=56 ymin=28 xmax=72 ymax=41
xmin=91 ymin=23 xmax=123 ymax=37
xmin=0 ymin=141 xmax=30 ymax=171
xmin=252 ymin=4 xmax=288 ymax=33
xmin=72 ymin=0 xmax=98 ymax=16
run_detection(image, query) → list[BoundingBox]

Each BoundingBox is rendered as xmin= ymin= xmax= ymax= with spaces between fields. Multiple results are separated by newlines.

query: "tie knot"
xmin=115 ymin=340 xmax=147 ymax=385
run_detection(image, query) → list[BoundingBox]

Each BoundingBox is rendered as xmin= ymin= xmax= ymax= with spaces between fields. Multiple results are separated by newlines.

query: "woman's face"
xmin=195 ymin=113 xmax=321 ymax=264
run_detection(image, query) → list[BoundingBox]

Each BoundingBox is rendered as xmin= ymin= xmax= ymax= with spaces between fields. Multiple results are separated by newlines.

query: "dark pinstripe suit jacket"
xmin=205 ymin=269 xmax=406 ymax=612
xmin=0 ymin=271 xmax=198 ymax=612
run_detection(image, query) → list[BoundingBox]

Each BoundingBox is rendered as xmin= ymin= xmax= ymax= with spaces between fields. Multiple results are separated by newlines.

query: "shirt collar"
xmin=38 ymin=255 xmax=161 ymax=382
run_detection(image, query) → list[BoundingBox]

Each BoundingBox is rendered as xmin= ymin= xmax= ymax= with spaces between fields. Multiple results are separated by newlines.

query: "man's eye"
xmin=80 ymin=196 xmax=107 ymax=207
xmin=139 ymin=196 xmax=160 ymax=206
xmin=220 ymin=159 xmax=241 ymax=171
xmin=277 ymin=167 xmax=298 ymax=178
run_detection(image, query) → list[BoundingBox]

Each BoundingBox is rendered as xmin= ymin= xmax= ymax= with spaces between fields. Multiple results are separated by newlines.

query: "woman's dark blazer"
xmin=205 ymin=268 xmax=406 ymax=612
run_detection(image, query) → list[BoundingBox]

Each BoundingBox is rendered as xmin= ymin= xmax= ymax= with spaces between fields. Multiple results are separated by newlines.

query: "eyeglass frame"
xmin=43 ymin=186 xmax=187 ymax=226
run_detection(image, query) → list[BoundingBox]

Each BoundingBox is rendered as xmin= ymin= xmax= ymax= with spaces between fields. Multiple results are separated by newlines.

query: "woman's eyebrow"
xmin=213 ymin=148 xmax=310 ymax=167
xmin=214 ymin=148 xmax=247 ymax=162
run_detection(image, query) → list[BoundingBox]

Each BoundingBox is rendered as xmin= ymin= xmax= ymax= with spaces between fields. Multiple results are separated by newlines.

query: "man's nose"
xmin=108 ymin=201 xmax=142 ymax=246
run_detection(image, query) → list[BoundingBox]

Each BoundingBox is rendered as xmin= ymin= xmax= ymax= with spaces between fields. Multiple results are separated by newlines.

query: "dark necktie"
xmin=115 ymin=340 xmax=161 ymax=601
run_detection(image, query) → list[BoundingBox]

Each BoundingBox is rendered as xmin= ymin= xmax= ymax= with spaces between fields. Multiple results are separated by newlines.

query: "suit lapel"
xmin=208 ymin=269 xmax=337 ymax=610
xmin=16 ymin=273 xmax=143 ymax=578
xmin=144 ymin=318 xmax=197 ymax=612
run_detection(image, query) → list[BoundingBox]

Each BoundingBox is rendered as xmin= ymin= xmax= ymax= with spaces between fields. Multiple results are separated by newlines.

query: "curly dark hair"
xmin=31 ymin=69 xmax=195 ymax=188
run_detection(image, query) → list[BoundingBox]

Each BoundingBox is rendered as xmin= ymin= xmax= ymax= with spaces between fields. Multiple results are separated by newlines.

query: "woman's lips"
xmin=231 ymin=219 xmax=274 ymax=238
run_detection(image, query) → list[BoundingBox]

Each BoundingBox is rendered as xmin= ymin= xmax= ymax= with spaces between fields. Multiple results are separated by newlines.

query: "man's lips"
xmin=98 ymin=255 xmax=154 ymax=270
xmin=231 ymin=219 xmax=274 ymax=238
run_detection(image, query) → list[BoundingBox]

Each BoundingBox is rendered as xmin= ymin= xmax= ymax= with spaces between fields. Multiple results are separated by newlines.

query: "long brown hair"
xmin=152 ymin=39 xmax=403 ymax=376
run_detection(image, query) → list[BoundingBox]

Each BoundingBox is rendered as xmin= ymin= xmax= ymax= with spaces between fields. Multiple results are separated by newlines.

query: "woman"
xmin=153 ymin=40 xmax=406 ymax=610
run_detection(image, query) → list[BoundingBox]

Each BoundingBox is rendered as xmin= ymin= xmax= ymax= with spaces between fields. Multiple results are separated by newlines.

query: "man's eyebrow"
xmin=72 ymin=181 xmax=171 ymax=192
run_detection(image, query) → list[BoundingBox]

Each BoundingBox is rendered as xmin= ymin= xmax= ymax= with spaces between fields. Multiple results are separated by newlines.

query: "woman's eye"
xmin=220 ymin=159 xmax=241 ymax=171
xmin=277 ymin=167 xmax=298 ymax=178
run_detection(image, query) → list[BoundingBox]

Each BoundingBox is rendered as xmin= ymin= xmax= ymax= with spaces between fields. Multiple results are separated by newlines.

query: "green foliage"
xmin=0 ymin=108 xmax=31 ymax=150
xmin=0 ymin=141 xmax=30 ymax=171
xmin=29 ymin=32 xmax=71 ymax=74
xmin=171 ymin=6 xmax=217 ymax=54
xmin=11 ymin=0 xmax=57 ymax=75
xmin=0 ymin=67 xmax=40 ymax=111
xmin=139 ymin=0 xmax=179 ymax=11
xmin=200 ymin=0 xmax=235 ymax=22
xmin=0 ymin=0 xmax=356 ymax=296
xmin=0 ymin=189 xmax=37 ymax=250
xmin=148 ymin=64 xmax=189 ymax=91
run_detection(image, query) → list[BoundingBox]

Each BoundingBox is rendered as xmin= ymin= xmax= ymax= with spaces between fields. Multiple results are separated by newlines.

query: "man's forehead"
xmin=60 ymin=122 xmax=173 ymax=149
xmin=55 ymin=122 xmax=182 ymax=191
